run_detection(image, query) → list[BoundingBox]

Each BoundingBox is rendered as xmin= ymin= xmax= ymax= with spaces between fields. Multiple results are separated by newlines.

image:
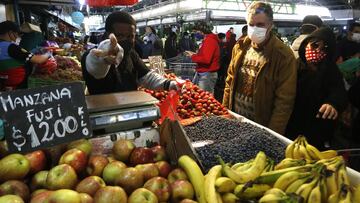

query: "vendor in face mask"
xmin=82 ymin=11 xmax=179 ymax=95
xmin=222 ymin=1 xmax=297 ymax=135
xmin=285 ymin=27 xmax=347 ymax=150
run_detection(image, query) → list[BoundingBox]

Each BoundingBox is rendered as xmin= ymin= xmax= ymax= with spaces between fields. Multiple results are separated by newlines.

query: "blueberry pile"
xmin=184 ymin=116 xmax=287 ymax=171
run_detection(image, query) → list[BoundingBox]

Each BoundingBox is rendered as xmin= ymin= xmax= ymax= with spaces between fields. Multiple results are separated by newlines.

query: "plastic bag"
xmin=158 ymin=90 xmax=180 ymax=124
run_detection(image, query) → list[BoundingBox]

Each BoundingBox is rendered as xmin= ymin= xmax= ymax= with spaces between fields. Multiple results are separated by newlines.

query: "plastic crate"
xmin=167 ymin=63 xmax=196 ymax=81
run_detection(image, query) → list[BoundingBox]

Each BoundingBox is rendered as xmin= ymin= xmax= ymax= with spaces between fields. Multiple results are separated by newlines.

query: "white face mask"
xmin=351 ymin=33 xmax=360 ymax=43
xmin=15 ymin=37 xmax=21 ymax=45
xmin=247 ymin=25 xmax=268 ymax=44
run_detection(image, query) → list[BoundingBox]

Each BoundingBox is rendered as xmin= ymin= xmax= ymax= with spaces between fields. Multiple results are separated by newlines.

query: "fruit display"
xmin=142 ymin=76 xmax=228 ymax=119
xmin=184 ymin=116 xmax=287 ymax=171
xmin=33 ymin=55 xmax=83 ymax=82
xmin=0 ymin=138 xmax=201 ymax=203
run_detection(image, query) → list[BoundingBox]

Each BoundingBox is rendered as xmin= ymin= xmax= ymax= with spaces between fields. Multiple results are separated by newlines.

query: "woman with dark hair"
xmin=286 ymin=27 xmax=347 ymax=149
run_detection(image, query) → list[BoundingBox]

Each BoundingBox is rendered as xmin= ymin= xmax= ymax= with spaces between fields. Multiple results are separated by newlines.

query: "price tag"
xmin=0 ymin=82 xmax=91 ymax=153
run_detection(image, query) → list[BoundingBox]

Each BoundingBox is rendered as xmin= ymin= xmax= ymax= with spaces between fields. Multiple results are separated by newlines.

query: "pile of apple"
xmin=0 ymin=139 xmax=197 ymax=203
xmin=143 ymin=80 xmax=228 ymax=119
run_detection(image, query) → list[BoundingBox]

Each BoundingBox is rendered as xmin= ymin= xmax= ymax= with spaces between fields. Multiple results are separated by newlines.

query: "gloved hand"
xmin=169 ymin=78 xmax=187 ymax=91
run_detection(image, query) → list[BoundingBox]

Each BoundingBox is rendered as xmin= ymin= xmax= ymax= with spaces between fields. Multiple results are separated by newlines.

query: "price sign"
xmin=0 ymin=82 xmax=91 ymax=153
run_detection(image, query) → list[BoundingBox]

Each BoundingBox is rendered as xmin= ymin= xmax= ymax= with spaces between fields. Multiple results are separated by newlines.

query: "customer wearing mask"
xmin=286 ymin=27 xmax=347 ymax=149
xmin=185 ymin=21 xmax=220 ymax=94
xmin=223 ymin=1 xmax=297 ymax=135
xmin=82 ymin=11 xmax=178 ymax=95
xmin=0 ymin=21 xmax=50 ymax=90
xmin=336 ymin=22 xmax=360 ymax=63
xmin=179 ymin=31 xmax=195 ymax=52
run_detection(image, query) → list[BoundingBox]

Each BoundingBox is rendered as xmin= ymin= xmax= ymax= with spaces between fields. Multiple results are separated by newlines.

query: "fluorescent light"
xmin=295 ymin=5 xmax=331 ymax=18
xmin=335 ymin=18 xmax=354 ymax=21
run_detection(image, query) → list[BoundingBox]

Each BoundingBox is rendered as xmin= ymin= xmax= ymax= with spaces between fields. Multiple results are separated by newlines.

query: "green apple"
xmin=171 ymin=180 xmax=194 ymax=202
xmin=46 ymin=189 xmax=81 ymax=203
xmin=0 ymin=154 xmax=30 ymax=182
xmin=115 ymin=167 xmax=144 ymax=194
xmin=79 ymin=193 xmax=93 ymax=203
xmin=102 ymin=161 xmax=126 ymax=185
xmin=93 ymin=186 xmax=127 ymax=203
xmin=30 ymin=189 xmax=48 ymax=198
xmin=30 ymin=171 xmax=48 ymax=191
xmin=46 ymin=164 xmax=78 ymax=190
xmin=135 ymin=163 xmax=159 ymax=181
xmin=167 ymin=168 xmax=188 ymax=184
xmin=0 ymin=194 xmax=24 ymax=203
xmin=143 ymin=177 xmax=171 ymax=202
xmin=75 ymin=176 xmax=105 ymax=197
xmin=0 ymin=180 xmax=30 ymax=202
xmin=67 ymin=139 xmax=92 ymax=156
xmin=128 ymin=188 xmax=158 ymax=203
xmin=112 ymin=139 xmax=135 ymax=162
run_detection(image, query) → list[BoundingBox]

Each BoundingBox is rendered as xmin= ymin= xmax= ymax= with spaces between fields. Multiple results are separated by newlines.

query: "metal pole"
xmin=13 ymin=0 xmax=20 ymax=25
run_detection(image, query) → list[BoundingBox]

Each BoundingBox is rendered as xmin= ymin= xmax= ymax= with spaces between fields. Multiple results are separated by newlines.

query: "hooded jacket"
xmin=286 ymin=27 xmax=347 ymax=149
xmin=191 ymin=33 xmax=220 ymax=73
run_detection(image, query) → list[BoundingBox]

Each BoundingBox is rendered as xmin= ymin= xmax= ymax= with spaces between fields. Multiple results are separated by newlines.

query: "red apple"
xmin=155 ymin=161 xmax=172 ymax=178
xmin=67 ymin=139 xmax=92 ymax=156
xmin=46 ymin=164 xmax=78 ymax=190
xmin=25 ymin=150 xmax=46 ymax=174
xmin=171 ymin=180 xmax=195 ymax=202
xmin=129 ymin=147 xmax=154 ymax=165
xmin=115 ymin=167 xmax=144 ymax=194
xmin=0 ymin=195 xmax=24 ymax=203
xmin=180 ymin=199 xmax=198 ymax=203
xmin=79 ymin=193 xmax=93 ymax=203
xmin=30 ymin=171 xmax=48 ymax=191
xmin=167 ymin=168 xmax=188 ymax=184
xmin=30 ymin=190 xmax=53 ymax=203
xmin=143 ymin=177 xmax=171 ymax=202
xmin=128 ymin=188 xmax=158 ymax=203
xmin=102 ymin=161 xmax=126 ymax=185
xmin=86 ymin=155 xmax=109 ymax=176
xmin=93 ymin=186 xmax=127 ymax=203
xmin=151 ymin=145 xmax=167 ymax=161
xmin=47 ymin=189 xmax=81 ymax=203
xmin=135 ymin=163 xmax=159 ymax=181
xmin=0 ymin=180 xmax=30 ymax=201
xmin=112 ymin=139 xmax=135 ymax=162
xmin=30 ymin=189 xmax=48 ymax=198
xmin=59 ymin=149 xmax=88 ymax=174
xmin=75 ymin=176 xmax=106 ymax=197
xmin=0 ymin=153 xmax=30 ymax=182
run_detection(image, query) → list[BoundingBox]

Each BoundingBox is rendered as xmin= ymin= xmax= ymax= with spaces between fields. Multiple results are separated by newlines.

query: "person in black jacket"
xmin=164 ymin=32 xmax=178 ymax=59
xmin=81 ymin=11 xmax=178 ymax=95
xmin=286 ymin=27 xmax=348 ymax=150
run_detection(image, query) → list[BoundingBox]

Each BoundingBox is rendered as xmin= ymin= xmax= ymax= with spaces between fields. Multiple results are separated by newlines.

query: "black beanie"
xmin=0 ymin=21 xmax=20 ymax=35
xmin=105 ymin=11 xmax=136 ymax=33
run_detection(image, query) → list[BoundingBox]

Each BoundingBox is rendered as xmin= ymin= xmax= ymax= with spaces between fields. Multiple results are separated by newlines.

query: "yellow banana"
xmin=295 ymin=176 xmax=318 ymax=202
xmin=339 ymin=187 xmax=352 ymax=203
xmin=305 ymin=143 xmax=322 ymax=160
xmin=219 ymin=151 xmax=267 ymax=184
xmin=285 ymin=176 xmax=311 ymax=193
xmin=337 ymin=166 xmax=350 ymax=187
xmin=320 ymin=150 xmax=337 ymax=159
xmin=264 ymin=188 xmax=286 ymax=197
xmin=231 ymin=159 xmax=254 ymax=171
xmin=326 ymin=170 xmax=338 ymax=197
xmin=221 ymin=193 xmax=239 ymax=203
xmin=234 ymin=183 xmax=271 ymax=200
xmin=273 ymin=171 xmax=311 ymax=191
xmin=308 ymin=181 xmax=322 ymax=203
xmin=178 ymin=155 xmax=206 ymax=203
xmin=353 ymin=184 xmax=360 ymax=203
xmin=256 ymin=165 xmax=312 ymax=185
xmin=216 ymin=192 xmax=223 ymax=203
xmin=285 ymin=141 xmax=295 ymax=159
xmin=328 ymin=190 xmax=341 ymax=203
xmin=292 ymin=143 xmax=302 ymax=159
xmin=299 ymin=140 xmax=312 ymax=160
xmin=259 ymin=193 xmax=289 ymax=203
xmin=215 ymin=177 xmax=236 ymax=193
xmin=319 ymin=174 xmax=328 ymax=203
xmin=274 ymin=158 xmax=306 ymax=170
xmin=204 ymin=165 xmax=222 ymax=203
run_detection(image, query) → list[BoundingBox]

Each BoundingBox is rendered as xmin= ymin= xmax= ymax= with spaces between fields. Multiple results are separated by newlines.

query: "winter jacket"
xmin=164 ymin=38 xmax=178 ymax=59
xmin=285 ymin=27 xmax=347 ymax=149
xmin=191 ymin=33 xmax=220 ymax=73
xmin=223 ymin=33 xmax=297 ymax=134
xmin=349 ymin=78 xmax=360 ymax=144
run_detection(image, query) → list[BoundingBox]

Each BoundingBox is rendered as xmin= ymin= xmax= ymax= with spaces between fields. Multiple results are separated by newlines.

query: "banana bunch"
xmin=218 ymin=151 xmax=268 ymax=184
xmin=274 ymin=158 xmax=307 ymax=170
xmin=285 ymin=135 xmax=337 ymax=161
xmin=259 ymin=188 xmax=302 ymax=203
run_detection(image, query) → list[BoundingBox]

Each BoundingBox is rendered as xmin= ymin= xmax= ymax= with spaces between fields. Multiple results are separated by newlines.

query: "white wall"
xmin=0 ymin=4 xmax=6 ymax=22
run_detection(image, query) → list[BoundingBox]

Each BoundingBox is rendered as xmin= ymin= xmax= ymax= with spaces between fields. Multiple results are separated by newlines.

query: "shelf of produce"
xmin=228 ymin=110 xmax=360 ymax=186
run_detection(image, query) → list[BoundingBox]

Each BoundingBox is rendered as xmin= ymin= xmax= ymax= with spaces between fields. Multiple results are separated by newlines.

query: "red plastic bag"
xmin=36 ymin=57 xmax=57 ymax=75
xmin=158 ymin=90 xmax=180 ymax=124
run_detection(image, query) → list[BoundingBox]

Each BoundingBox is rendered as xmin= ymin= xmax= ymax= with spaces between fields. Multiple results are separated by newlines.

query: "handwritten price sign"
xmin=0 ymin=82 xmax=91 ymax=153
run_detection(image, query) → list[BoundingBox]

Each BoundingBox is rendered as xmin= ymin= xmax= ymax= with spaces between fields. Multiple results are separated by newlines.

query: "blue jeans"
xmin=192 ymin=72 xmax=218 ymax=94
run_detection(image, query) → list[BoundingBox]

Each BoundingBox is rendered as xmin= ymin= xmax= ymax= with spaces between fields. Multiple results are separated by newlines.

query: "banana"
xmin=337 ymin=166 xmax=350 ymax=187
xmin=319 ymin=174 xmax=328 ymax=203
xmin=274 ymin=158 xmax=306 ymax=170
xmin=295 ymin=176 xmax=319 ymax=202
xmin=264 ymin=188 xmax=286 ymax=197
xmin=204 ymin=165 xmax=222 ymax=203
xmin=353 ymin=184 xmax=360 ymax=203
xmin=178 ymin=155 xmax=206 ymax=203
xmin=216 ymin=192 xmax=223 ymax=203
xmin=215 ymin=177 xmax=236 ymax=193
xmin=273 ymin=171 xmax=311 ymax=191
xmin=285 ymin=176 xmax=311 ymax=193
xmin=328 ymin=190 xmax=341 ymax=203
xmin=263 ymin=159 xmax=275 ymax=173
xmin=305 ymin=143 xmax=322 ymax=160
xmin=221 ymin=193 xmax=239 ymax=203
xmin=320 ymin=150 xmax=337 ymax=159
xmin=219 ymin=151 xmax=267 ymax=184
xmin=299 ymin=139 xmax=312 ymax=160
xmin=339 ymin=187 xmax=352 ymax=203
xmin=325 ymin=170 xmax=338 ymax=197
xmin=259 ymin=193 xmax=289 ymax=203
xmin=285 ymin=141 xmax=295 ymax=159
xmin=234 ymin=183 xmax=271 ymax=200
xmin=231 ymin=159 xmax=254 ymax=171
xmin=292 ymin=143 xmax=302 ymax=159
xmin=256 ymin=165 xmax=312 ymax=185
xmin=308 ymin=181 xmax=322 ymax=203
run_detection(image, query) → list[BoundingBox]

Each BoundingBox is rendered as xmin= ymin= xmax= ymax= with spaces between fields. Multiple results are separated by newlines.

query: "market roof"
xmin=0 ymin=0 xmax=77 ymax=6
